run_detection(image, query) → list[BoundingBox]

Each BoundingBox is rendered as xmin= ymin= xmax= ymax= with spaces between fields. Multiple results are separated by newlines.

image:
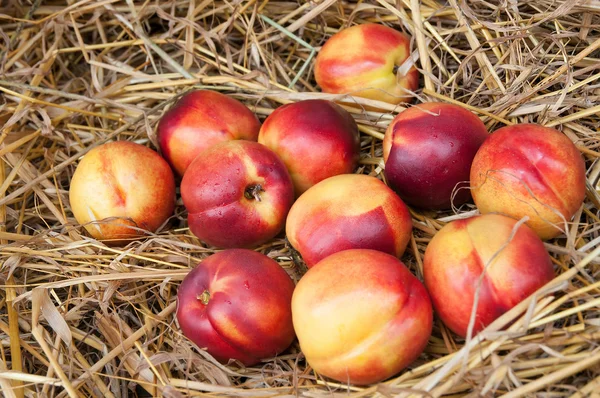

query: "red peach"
xmin=315 ymin=24 xmax=419 ymax=105
xmin=69 ymin=141 xmax=175 ymax=242
xmin=258 ymin=100 xmax=360 ymax=195
xmin=383 ymin=102 xmax=489 ymax=209
xmin=292 ymin=249 xmax=432 ymax=385
xmin=157 ymin=90 xmax=261 ymax=176
xmin=423 ymin=214 xmax=555 ymax=338
xmin=177 ymin=249 xmax=295 ymax=365
xmin=286 ymin=174 xmax=412 ymax=268
xmin=470 ymin=123 xmax=586 ymax=239
xmin=181 ymin=140 xmax=294 ymax=248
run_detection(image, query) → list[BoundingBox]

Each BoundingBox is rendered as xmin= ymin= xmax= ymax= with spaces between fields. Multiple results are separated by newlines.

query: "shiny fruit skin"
xmin=292 ymin=249 xmax=433 ymax=385
xmin=69 ymin=141 xmax=175 ymax=243
xmin=315 ymin=23 xmax=419 ymax=105
xmin=423 ymin=214 xmax=555 ymax=337
xmin=181 ymin=140 xmax=294 ymax=248
xmin=286 ymin=174 xmax=413 ymax=267
xmin=176 ymin=249 xmax=296 ymax=365
xmin=258 ymin=99 xmax=360 ymax=195
xmin=470 ymin=123 xmax=586 ymax=239
xmin=157 ymin=90 xmax=261 ymax=176
xmin=383 ymin=102 xmax=489 ymax=209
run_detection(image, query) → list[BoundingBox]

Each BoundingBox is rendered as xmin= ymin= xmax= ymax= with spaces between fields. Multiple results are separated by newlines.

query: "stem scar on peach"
xmin=198 ymin=290 xmax=210 ymax=305
xmin=244 ymin=184 xmax=264 ymax=202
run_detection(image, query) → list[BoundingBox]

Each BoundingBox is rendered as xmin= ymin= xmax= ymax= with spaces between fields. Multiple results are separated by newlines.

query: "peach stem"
xmin=244 ymin=184 xmax=264 ymax=202
xmin=198 ymin=290 xmax=210 ymax=305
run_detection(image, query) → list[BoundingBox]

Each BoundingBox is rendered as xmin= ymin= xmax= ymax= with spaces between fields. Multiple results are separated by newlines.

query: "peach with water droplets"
xmin=177 ymin=249 xmax=295 ymax=365
xmin=181 ymin=140 xmax=294 ymax=248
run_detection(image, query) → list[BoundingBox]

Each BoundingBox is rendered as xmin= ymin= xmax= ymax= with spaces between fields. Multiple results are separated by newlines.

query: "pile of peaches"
xmin=68 ymin=24 xmax=586 ymax=385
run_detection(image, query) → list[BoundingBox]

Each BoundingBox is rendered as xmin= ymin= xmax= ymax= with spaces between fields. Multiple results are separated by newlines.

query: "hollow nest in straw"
xmin=1 ymin=0 xmax=600 ymax=397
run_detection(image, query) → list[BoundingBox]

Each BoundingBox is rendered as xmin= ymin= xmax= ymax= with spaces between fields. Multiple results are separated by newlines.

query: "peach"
xmin=69 ymin=141 xmax=175 ymax=242
xmin=157 ymin=90 xmax=261 ymax=176
xmin=314 ymin=23 xmax=419 ymax=105
xmin=181 ymin=140 xmax=294 ymax=248
xmin=258 ymin=100 xmax=360 ymax=195
xmin=383 ymin=102 xmax=489 ymax=209
xmin=286 ymin=174 xmax=412 ymax=268
xmin=423 ymin=214 xmax=555 ymax=338
xmin=177 ymin=249 xmax=295 ymax=365
xmin=470 ymin=124 xmax=586 ymax=239
xmin=292 ymin=249 xmax=432 ymax=385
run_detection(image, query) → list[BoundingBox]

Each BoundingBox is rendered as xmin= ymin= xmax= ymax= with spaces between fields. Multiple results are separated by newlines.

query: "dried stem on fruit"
xmin=244 ymin=184 xmax=264 ymax=202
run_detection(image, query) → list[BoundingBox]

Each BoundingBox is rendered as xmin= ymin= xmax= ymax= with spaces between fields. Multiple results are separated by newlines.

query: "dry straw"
xmin=0 ymin=0 xmax=599 ymax=397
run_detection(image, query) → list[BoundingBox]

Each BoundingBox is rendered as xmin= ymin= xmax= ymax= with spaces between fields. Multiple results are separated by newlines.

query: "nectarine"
xmin=286 ymin=174 xmax=413 ymax=268
xmin=157 ymin=90 xmax=261 ymax=176
xmin=383 ymin=102 xmax=489 ymax=209
xmin=470 ymin=123 xmax=586 ymax=239
xmin=69 ymin=141 xmax=175 ymax=242
xmin=258 ymin=99 xmax=360 ymax=195
xmin=177 ymin=249 xmax=295 ymax=365
xmin=292 ymin=249 xmax=432 ymax=385
xmin=181 ymin=140 xmax=294 ymax=248
xmin=423 ymin=214 xmax=555 ymax=337
xmin=315 ymin=24 xmax=419 ymax=105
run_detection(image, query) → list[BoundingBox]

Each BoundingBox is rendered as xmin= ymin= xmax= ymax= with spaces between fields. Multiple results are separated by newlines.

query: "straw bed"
xmin=0 ymin=0 xmax=599 ymax=396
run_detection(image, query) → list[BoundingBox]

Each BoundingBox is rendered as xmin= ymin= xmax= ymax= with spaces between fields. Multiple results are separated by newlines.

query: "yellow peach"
xmin=286 ymin=174 xmax=412 ymax=267
xmin=292 ymin=249 xmax=432 ymax=385
xmin=315 ymin=24 xmax=419 ymax=105
xmin=69 ymin=141 xmax=175 ymax=242
xmin=471 ymin=124 xmax=586 ymax=239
